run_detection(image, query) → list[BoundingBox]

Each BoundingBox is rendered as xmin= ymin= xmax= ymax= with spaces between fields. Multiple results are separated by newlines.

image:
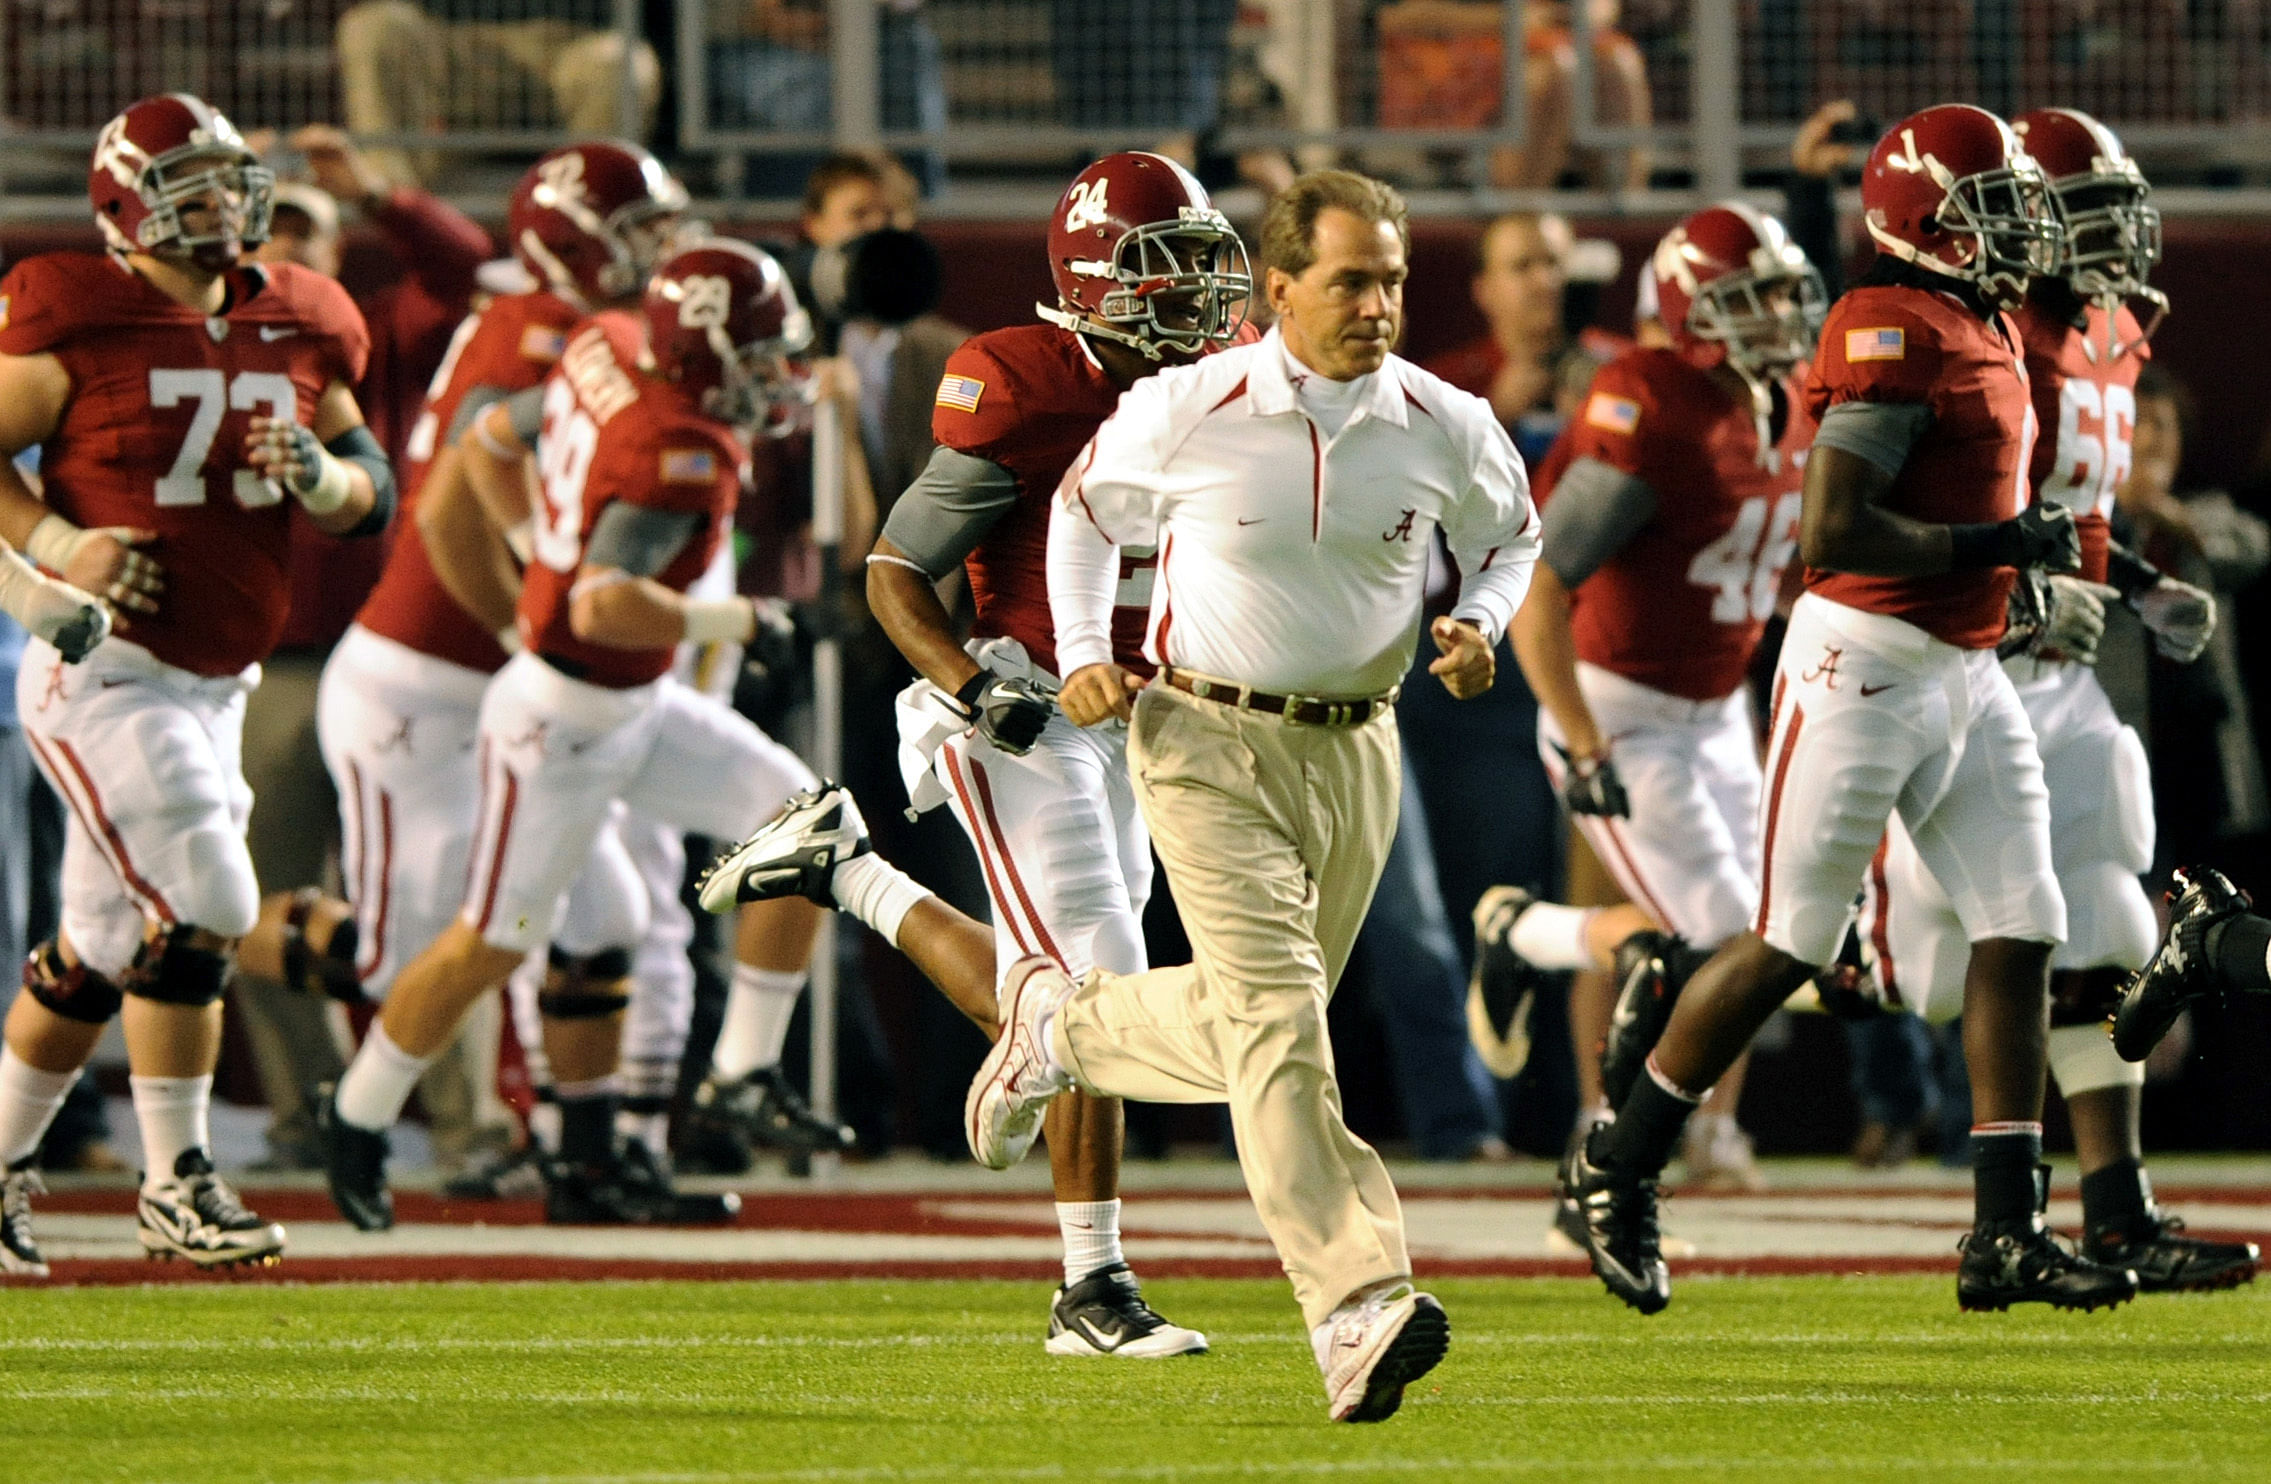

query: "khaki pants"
xmin=1052 ymin=682 xmax=1408 ymax=1329
xmin=337 ymin=2 xmax=661 ymax=185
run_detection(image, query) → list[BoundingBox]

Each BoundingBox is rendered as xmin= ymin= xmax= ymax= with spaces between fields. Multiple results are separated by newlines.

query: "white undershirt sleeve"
xmin=1047 ymin=493 xmax=1122 ymax=675
xmin=1049 ymin=417 xmax=1164 ymax=675
xmin=1442 ymin=406 xmax=1541 ymax=646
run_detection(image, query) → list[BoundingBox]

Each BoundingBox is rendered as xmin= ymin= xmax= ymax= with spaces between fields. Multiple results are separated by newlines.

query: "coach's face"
xmin=1271 ymin=207 xmax=1405 ymax=381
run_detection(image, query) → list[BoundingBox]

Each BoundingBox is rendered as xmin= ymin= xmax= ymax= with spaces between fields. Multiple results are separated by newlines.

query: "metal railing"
xmin=4 ymin=1 xmax=2271 ymax=206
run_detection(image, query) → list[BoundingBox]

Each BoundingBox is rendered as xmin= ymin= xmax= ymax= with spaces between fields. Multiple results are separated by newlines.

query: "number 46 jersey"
xmin=0 ymin=252 xmax=371 ymax=677
xmin=1540 ymin=346 xmax=1814 ymax=702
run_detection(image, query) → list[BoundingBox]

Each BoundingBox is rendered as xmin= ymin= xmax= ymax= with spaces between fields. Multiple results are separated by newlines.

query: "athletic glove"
xmin=2132 ymin=575 xmax=2216 ymax=663
xmin=2038 ymin=575 xmax=2120 ymax=666
xmin=251 ymin=419 xmax=355 ymax=516
xmin=0 ymin=544 xmax=108 ymax=662
xmin=956 ymin=671 xmax=1054 ymax=757
xmin=2008 ymin=502 xmax=2081 ymax=572
xmin=1552 ymin=743 xmax=1630 ymax=819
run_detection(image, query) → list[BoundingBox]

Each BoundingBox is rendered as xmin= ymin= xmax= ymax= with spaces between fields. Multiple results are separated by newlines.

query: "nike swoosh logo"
xmin=1066 ymin=1221 xmax=1093 ymax=1230
xmin=259 ymin=326 xmax=297 ymax=341
xmin=1078 ymin=1317 xmax=1128 ymax=1347
xmin=1859 ymin=682 xmax=1894 ymax=696
xmin=1236 ymin=517 xmax=1264 ymax=526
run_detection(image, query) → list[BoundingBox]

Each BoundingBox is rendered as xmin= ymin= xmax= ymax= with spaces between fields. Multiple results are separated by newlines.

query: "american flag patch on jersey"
xmin=1845 ymin=327 xmax=1906 ymax=362
xmin=935 ymin=374 xmax=985 ymax=412
xmin=0 ymin=296 xmax=11 ymax=331
xmin=521 ymin=325 xmax=567 ymax=362
xmin=660 ymin=448 xmax=718 ymax=483
xmin=1584 ymin=393 xmax=1641 ymax=435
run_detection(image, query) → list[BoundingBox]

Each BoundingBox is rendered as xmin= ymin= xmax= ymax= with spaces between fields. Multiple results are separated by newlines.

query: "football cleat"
xmin=1558 ymin=1126 xmax=1671 ymax=1314
xmin=318 ymin=1086 xmax=395 ymax=1233
xmin=137 ymin=1149 xmax=286 ymax=1268
xmin=615 ymin=1138 xmax=744 ymax=1225
xmin=1313 ymin=1284 xmax=1451 ymax=1423
xmin=1682 ymin=1109 xmax=1767 ymax=1193
xmin=965 ymin=956 xmax=1076 ymax=1170
xmin=690 ymin=1065 xmax=855 ymax=1160
xmin=441 ymin=1142 xmax=549 ymax=1201
xmin=1957 ymin=1219 xmax=2138 ymax=1312
xmin=1600 ymin=930 xmax=1693 ymax=1109
xmin=1 ymin=1160 xmax=50 ymax=1278
xmin=2112 ymin=867 xmax=2252 ymax=1061
xmin=1045 ymin=1263 xmax=1210 ymax=1358
xmin=2087 ymin=1210 xmax=2260 ymax=1293
xmin=695 ymin=782 xmax=870 ymax=913
xmin=543 ymin=1153 xmax=661 ymax=1226
xmin=1466 ymin=885 xmax=1545 ymax=1079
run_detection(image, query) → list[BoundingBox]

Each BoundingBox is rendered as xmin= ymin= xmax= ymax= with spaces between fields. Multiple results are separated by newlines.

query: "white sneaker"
xmin=1682 ymin=1110 xmax=1766 ymax=1192
xmin=1044 ymin=1263 xmax=1210 ymax=1357
xmin=964 ymin=956 xmax=1074 ymax=1170
xmin=137 ymin=1150 xmax=286 ymax=1268
xmin=695 ymin=783 xmax=870 ymax=914
xmin=2 ymin=1161 xmax=49 ymax=1278
xmin=1311 ymin=1283 xmax=1451 ymax=1423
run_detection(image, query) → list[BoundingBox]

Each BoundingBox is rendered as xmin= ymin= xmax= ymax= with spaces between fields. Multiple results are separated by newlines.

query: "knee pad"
xmin=281 ymin=889 xmax=366 ymax=1004
xmin=22 ymin=940 xmax=124 ymax=1025
xmin=121 ymin=925 xmax=234 ymax=1007
xmin=536 ymin=945 xmax=633 ymax=1019
xmin=2048 ymin=1021 xmax=2144 ymax=1097
xmin=2049 ymin=966 xmax=2129 ymax=1028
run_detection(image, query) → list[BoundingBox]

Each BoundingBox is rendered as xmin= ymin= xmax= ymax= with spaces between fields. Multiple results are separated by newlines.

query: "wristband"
xmin=24 ymin=513 xmax=83 ymax=572
xmin=294 ymin=446 xmax=354 ymax=516
xmin=1947 ymin=520 xmax=2023 ymax=570
xmin=2106 ymin=542 xmax=2161 ymax=602
xmin=680 ymin=596 xmax=755 ymax=645
xmin=954 ymin=671 xmax=990 ymax=715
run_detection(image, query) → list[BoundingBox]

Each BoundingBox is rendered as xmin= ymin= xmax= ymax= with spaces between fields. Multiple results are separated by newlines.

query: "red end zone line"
xmin=16 ymin=1255 xmax=1976 ymax=1288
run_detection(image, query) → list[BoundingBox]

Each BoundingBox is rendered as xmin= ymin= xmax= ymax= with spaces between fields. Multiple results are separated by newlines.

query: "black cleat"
xmin=1600 ymin=930 xmax=1694 ymax=1110
xmin=2087 ymin=1210 xmax=2260 ymax=1293
xmin=1 ymin=1159 xmax=49 ymax=1278
xmin=616 ymin=1139 xmax=743 ymax=1225
xmin=2112 ymin=867 xmax=2252 ymax=1061
xmin=1558 ymin=1127 xmax=1671 ymax=1314
xmin=318 ymin=1087 xmax=394 ymax=1233
xmin=1045 ymin=1263 xmax=1209 ymax=1357
xmin=695 ymin=783 xmax=871 ymax=912
xmin=1466 ymin=886 xmax=1546 ymax=1078
xmin=1957 ymin=1220 xmax=2139 ymax=1312
xmin=692 ymin=1065 xmax=855 ymax=1161
xmin=1549 ymin=1122 xmax=1597 ymax=1252
xmin=137 ymin=1149 xmax=287 ymax=1268
xmin=441 ymin=1142 xmax=549 ymax=1201
xmin=543 ymin=1148 xmax=662 ymax=1225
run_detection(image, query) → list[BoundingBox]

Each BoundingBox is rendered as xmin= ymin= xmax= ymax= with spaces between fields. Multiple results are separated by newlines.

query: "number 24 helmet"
xmin=1038 ymin=152 xmax=1251 ymax=361
xmin=645 ymin=238 xmax=814 ymax=435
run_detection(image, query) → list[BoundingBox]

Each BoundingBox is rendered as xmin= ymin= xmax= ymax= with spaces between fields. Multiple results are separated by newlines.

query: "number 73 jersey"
xmin=1538 ymin=346 xmax=1814 ymax=702
xmin=0 ymin=252 xmax=371 ymax=677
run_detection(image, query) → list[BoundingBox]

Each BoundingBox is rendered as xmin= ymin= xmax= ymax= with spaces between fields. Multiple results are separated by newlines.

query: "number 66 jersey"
xmin=0 ymin=252 xmax=370 ymax=677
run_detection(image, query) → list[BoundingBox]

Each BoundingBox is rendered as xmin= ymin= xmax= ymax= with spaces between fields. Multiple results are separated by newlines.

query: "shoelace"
xmin=1096 ymin=1277 xmax=1167 ymax=1330
xmin=188 ymin=1173 xmax=260 ymax=1228
xmin=3 ymin=1168 xmax=44 ymax=1236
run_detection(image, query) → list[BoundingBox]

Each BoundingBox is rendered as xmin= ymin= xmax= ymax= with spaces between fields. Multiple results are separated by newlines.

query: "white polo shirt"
xmin=1048 ymin=325 xmax=1539 ymax=697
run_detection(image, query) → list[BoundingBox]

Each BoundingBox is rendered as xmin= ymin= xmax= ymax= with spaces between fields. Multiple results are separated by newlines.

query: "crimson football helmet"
xmin=511 ymin=141 xmax=692 ymax=309
xmin=1652 ymin=203 xmax=1825 ymax=384
xmin=90 ymin=93 xmax=274 ymax=270
xmin=2012 ymin=108 xmax=2163 ymax=322
xmin=1036 ymin=152 xmax=1250 ymax=361
xmin=645 ymin=238 xmax=813 ymax=434
xmin=1862 ymin=104 xmax=2063 ymax=310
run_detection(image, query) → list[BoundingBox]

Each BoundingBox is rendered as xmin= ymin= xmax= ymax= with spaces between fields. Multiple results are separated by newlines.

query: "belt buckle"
xmin=1287 ymin=694 xmax=1352 ymax=727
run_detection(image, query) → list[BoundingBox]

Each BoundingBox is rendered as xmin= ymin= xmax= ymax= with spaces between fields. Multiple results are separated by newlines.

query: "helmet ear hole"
xmin=1920 ymin=213 xmax=1940 ymax=235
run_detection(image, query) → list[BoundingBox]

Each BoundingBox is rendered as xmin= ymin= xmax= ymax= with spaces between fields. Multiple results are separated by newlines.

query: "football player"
xmin=2112 ymin=866 xmax=2266 ymax=1061
xmin=318 ymin=239 xmax=824 ymax=1234
xmin=1472 ymin=203 xmax=1823 ymax=1204
xmin=859 ymin=152 xmax=1246 ymax=1356
xmin=1845 ymin=109 xmax=2253 ymax=1291
xmin=0 ymin=93 xmax=393 ymax=1277
xmin=1558 ymin=104 xmax=2139 ymax=1315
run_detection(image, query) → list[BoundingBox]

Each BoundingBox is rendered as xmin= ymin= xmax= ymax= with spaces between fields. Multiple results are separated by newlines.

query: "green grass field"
xmin=6 ymin=1275 xmax=2269 ymax=1482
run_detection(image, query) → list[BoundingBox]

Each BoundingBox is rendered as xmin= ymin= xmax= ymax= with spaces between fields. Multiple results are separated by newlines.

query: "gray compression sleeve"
xmin=584 ymin=503 xmax=701 ymax=577
xmin=445 ymin=384 xmax=513 ymax=445
xmin=502 ymin=385 xmax=547 ymax=446
xmin=1812 ymin=400 xmax=1934 ymax=479
xmin=1539 ymin=457 xmax=1660 ymax=587
xmin=880 ymin=446 xmax=1023 ymax=575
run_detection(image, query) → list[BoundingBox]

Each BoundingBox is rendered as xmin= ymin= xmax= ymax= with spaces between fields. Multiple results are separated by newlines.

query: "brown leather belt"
xmin=1162 ymin=668 xmax=1399 ymax=727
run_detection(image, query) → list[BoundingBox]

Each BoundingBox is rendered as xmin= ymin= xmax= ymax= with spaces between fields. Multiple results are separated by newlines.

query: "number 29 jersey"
xmin=516 ymin=311 xmax=744 ymax=689
xmin=1539 ymin=347 xmax=1813 ymax=702
xmin=0 ymin=252 xmax=371 ymax=677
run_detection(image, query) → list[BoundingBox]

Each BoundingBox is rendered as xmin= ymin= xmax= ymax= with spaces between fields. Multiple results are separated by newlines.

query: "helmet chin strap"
xmin=1035 ymin=302 xmax=1165 ymax=361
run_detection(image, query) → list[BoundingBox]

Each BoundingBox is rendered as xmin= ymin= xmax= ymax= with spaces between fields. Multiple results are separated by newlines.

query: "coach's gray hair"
xmin=1260 ymin=171 xmax=1410 ymax=280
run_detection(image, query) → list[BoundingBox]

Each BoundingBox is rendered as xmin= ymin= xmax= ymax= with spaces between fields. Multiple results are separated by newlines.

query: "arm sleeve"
xmin=445 ymin=384 xmax=514 ymax=445
xmin=1782 ymin=175 xmax=1845 ymax=299
xmin=1046 ymin=495 xmax=1122 ymax=675
xmin=503 ymin=385 xmax=547 ymax=446
xmin=1538 ymin=457 xmax=1659 ymax=587
xmin=1812 ymin=400 xmax=1934 ymax=478
xmin=878 ymin=445 xmax=1022 ymax=575
xmin=584 ymin=502 xmax=701 ymax=577
xmin=1441 ymin=404 xmax=1541 ymax=645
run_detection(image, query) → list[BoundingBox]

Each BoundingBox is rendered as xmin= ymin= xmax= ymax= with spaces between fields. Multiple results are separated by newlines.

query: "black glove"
xmin=956 ymin=670 xmax=1054 ymax=757
xmin=1553 ymin=743 xmax=1630 ymax=818
xmin=2007 ymin=503 xmax=2081 ymax=572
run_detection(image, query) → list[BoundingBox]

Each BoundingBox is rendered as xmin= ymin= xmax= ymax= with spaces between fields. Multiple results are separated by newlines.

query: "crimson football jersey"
xmin=2016 ymin=299 xmax=2146 ymax=586
xmin=517 ymin=312 xmax=743 ymax=689
xmin=1803 ymin=285 xmax=2036 ymax=649
xmin=1541 ymin=348 xmax=1813 ymax=702
xmin=930 ymin=324 xmax=1156 ymax=679
xmin=356 ymin=289 xmax=579 ymax=674
xmin=0 ymin=253 xmax=370 ymax=677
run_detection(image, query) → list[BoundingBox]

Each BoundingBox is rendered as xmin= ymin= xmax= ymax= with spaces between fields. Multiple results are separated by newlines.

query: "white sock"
xmin=831 ymin=853 xmax=932 ymax=948
xmin=527 ymin=1094 xmax=562 ymax=1155
xmin=130 ymin=1073 xmax=212 ymax=1184
xmin=616 ymin=1108 xmax=669 ymax=1156
xmin=0 ymin=1048 xmax=78 ymax=1168
xmin=1509 ymin=901 xmax=1598 ymax=971
xmin=335 ymin=1023 xmax=434 ymax=1133
xmin=1058 ymin=1198 xmax=1125 ymax=1287
xmin=711 ymin=965 xmax=806 ymax=1080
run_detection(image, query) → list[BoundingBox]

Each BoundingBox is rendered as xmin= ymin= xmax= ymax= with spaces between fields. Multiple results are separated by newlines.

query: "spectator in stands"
xmin=707 ymin=1 xmax=949 ymax=197
xmin=336 ymin=2 xmax=661 ymax=186
xmin=226 ymin=126 xmax=505 ymax=1172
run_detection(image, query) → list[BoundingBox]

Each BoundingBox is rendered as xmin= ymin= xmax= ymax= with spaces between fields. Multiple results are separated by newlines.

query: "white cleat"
xmin=137 ymin=1150 xmax=286 ymax=1269
xmin=1313 ymin=1284 xmax=1450 ymax=1423
xmin=695 ymin=782 xmax=870 ymax=914
xmin=964 ymin=956 xmax=1074 ymax=1170
xmin=2 ymin=1161 xmax=50 ymax=1278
